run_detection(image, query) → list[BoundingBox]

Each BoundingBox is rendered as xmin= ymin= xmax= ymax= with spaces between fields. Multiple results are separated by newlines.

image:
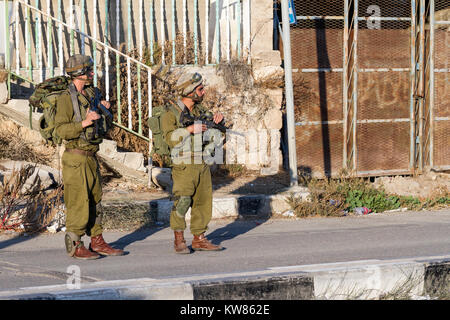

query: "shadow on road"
xmin=0 ymin=233 xmax=39 ymax=250
xmin=109 ymin=226 xmax=166 ymax=251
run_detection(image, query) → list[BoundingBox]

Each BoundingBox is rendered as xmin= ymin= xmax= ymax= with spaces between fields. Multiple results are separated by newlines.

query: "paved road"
xmin=0 ymin=209 xmax=449 ymax=292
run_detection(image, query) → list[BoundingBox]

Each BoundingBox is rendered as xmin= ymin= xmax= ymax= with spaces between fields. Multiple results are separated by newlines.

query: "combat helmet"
xmin=175 ymin=72 xmax=203 ymax=97
xmin=65 ymin=54 xmax=94 ymax=78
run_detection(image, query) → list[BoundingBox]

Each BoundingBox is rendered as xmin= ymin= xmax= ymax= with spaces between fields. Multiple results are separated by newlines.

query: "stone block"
xmin=99 ymin=139 xmax=118 ymax=157
xmin=212 ymin=197 xmax=238 ymax=218
xmin=123 ymin=152 xmax=146 ymax=172
xmin=263 ymin=108 xmax=283 ymax=130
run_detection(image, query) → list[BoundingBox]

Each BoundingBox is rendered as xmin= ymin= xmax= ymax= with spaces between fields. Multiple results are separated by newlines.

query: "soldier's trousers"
xmin=170 ymin=163 xmax=212 ymax=235
xmin=62 ymin=151 xmax=103 ymax=238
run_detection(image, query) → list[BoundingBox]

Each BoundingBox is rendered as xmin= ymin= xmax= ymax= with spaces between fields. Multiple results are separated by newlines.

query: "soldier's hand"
xmin=187 ymin=123 xmax=207 ymax=134
xmin=101 ymin=100 xmax=111 ymax=109
xmin=213 ymin=112 xmax=223 ymax=124
xmin=81 ymin=108 xmax=101 ymax=128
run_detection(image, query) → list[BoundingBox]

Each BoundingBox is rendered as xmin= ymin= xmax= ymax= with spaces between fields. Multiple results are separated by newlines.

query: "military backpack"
xmin=28 ymin=76 xmax=70 ymax=146
xmin=147 ymin=102 xmax=182 ymax=167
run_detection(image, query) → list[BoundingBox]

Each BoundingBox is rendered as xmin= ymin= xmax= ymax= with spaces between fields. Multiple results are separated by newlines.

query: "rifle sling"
xmin=68 ymin=83 xmax=89 ymax=142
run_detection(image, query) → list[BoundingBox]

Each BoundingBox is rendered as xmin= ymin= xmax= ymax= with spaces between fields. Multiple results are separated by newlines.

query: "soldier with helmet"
xmin=55 ymin=54 xmax=124 ymax=260
xmin=161 ymin=72 xmax=225 ymax=254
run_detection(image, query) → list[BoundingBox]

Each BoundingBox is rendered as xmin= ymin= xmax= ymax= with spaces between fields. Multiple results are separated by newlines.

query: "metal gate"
xmin=289 ymin=0 xmax=449 ymax=178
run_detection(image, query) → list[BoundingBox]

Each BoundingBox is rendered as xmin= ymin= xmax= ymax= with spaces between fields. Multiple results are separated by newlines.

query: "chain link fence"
xmin=288 ymin=0 xmax=449 ymax=178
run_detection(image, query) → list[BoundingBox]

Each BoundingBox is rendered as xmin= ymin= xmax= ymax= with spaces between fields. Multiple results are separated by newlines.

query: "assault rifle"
xmin=89 ymin=89 xmax=113 ymax=140
xmin=179 ymin=108 xmax=229 ymax=134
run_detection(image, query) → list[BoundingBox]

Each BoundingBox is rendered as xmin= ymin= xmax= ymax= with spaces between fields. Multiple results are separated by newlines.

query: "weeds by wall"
xmin=286 ymin=171 xmax=450 ymax=218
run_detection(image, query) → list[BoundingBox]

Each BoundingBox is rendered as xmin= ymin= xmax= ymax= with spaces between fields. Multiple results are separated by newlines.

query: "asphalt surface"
xmin=0 ymin=209 xmax=449 ymax=292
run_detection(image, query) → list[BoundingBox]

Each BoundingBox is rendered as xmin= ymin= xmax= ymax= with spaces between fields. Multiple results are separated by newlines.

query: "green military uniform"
xmin=161 ymin=100 xmax=213 ymax=236
xmin=54 ymin=85 xmax=103 ymax=240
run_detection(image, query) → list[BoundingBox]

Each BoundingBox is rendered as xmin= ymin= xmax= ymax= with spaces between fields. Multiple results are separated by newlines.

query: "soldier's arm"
xmin=54 ymin=94 xmax=84 ymax=140
xmin=161 ymin=111 xmax=189 ymax=149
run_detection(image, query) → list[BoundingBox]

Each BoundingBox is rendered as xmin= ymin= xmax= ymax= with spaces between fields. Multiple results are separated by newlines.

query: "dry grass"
xmin=0 ymin=164 xmax=63 ymax=233
xmin=101 ymin=202 xmax=154 ymax=231
xmin=0 ymin=129 xmax=52 ymax=165
xmin=217 ymin=58 xmax=253 ymax=92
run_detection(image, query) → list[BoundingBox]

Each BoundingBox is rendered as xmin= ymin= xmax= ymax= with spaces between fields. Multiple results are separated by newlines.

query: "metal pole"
xmin=343 ymin=0 xmax=349 ymax=169
xmin=418 ymin=0 xmax=425 ymax=171
xmin=280 ymin=0 xmax=298 ymax=186
xmin=429 ymin=0 xmax=435 ymax=168
xmin=409 ymin=0 xmax=416 ymax=170
xmin=353 ymin=0 xmax=359 ymax=171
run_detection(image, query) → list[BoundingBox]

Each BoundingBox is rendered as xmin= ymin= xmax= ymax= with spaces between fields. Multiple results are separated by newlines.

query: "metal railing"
xmin=3 ymin=0 xmax=252 ymax=142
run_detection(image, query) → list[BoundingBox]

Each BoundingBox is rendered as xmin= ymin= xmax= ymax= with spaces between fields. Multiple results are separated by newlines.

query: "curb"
xmin=0 ymin=256 xmax=448 ymax=300
xmin=148 ymin=187 xmax=310 ymax=222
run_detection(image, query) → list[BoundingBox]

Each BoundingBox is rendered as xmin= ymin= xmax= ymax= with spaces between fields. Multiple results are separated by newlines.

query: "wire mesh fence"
xmin=433 ymin=0 xmax=450 ymax=169
xmin=289 ymin=0 xmax=449 ymax=177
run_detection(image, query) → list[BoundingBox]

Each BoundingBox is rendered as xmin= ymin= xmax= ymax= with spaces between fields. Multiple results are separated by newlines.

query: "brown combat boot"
xmin=192 ymin=233 xmax=223 ymax=251
xmin=174 ymin=231 xmax=191 ymax=254
xmin=89 ymin=234 xmax=124 ymax=256
xmin=73 ymin=241 xmax=100 ymax=260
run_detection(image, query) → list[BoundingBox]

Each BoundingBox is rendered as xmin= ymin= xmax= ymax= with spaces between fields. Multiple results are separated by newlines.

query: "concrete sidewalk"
xmin=0 ymin=255 xmax=448 ymax=300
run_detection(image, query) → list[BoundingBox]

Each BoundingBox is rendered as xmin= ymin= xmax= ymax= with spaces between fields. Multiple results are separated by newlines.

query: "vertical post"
xmin=105 ymin=0 xmax=109 ymax=101
xmin=148 ymin=67 xmax=153 ymax=188
xmin=409 ymin=0 xmax=416 ymax=170
xmin=70 ymin=0 xmax=74 ymax=55
xmin=26 ymin=0 xmax=32 ymax=81
xmin=4 ymin=0 xmax=9 ymax=70
xmin=58 ymin=0 xmax=63 ymax=75
xmin=81 ymin=0 xmax=85 ymax=54
xmin=171 ymin=0 xmax=175 ymax=64
xmin=194 ymin=0 xmax=198 ymax=65
xmin=93 ymin=0 xmax=98 ymax=86
xmin=15 ymin=0 xmax=19 ymax=75
xmin=5 ymin=0 xmax=10 ymax=99
xmin=127 ymin=55 xmax=132 ymax=129
xmin=215 ymin=0 xmax=220 ymax=63
xmin=353 ymin=0 xmax=359 ymax=170
xmin=205 ymin=0 xmax=209 ymax=64
xmin=429 ymin=0 xmax=435 ymax=168
xmin=127 ymin=0 xmax=132 ymax=53
xmin=418 ymin=0 xmax=425 ymax=171
xmin=243 ymin=0 xmax=250 ymax=64
xmin=150 ymin=0 xmax=154 ymax=64
xmin=225 ymin=0 xmax=229 ymax=61
xmin=183 ymin=0 xmax=186 ymax=64
xmin=47 ymin=0 xmax=53 ymax=78
xmin=138 ymin=0 xmax=143 ymax=134
xmin=160 ymin=0 xmax=165 ymax=64
xmin=127 ymin=0 xmax=132 ymax=129
xmin=116 ymin=0 xmax=121 ymax=124
xmin=280 ymin=0 xmax=298 ymax=186
xmin=35 ymin=0 xmax=42 ymax=82
xmin=343 ymin=0 xmax=349 ymax=169
xmin=237 ymin=0 xmax=241 ymax=59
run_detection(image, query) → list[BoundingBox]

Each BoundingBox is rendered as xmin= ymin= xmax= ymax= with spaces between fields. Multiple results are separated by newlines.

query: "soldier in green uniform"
xmin=161 ymin=72 xmax=224 ymax=254
xmin=55 ymin=54 xmax=124 ymax=260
